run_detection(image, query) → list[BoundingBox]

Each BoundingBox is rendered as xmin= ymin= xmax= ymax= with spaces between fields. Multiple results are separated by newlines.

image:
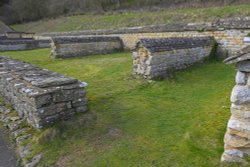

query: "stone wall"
xmin=117 ymin=30 xmax=250 ymax=57
xmin=51 ymin=36 xmax=123 ymax=58
xmin=132 ymin=37 xmax=215 ymax=79
xmin=0 ymin=56 xmax=88 ymax=128
xmin=222 ymin=46 xmax=250 ymax=163
xmin=41 ymin=17 xmax=250 ymax=57
xmin=0 ymin=39 xmax=51 ymax=51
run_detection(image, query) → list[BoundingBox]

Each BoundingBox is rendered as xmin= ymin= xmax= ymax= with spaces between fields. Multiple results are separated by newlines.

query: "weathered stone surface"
xmin=51 ymin=36 xmax=123 ymax=59
xmin=16 ymin=134 xmax=32 ymax=145
xmin=25 ymin=154 xmax=42 ymax=167
xmin=221 ymin=149 xmax=246 ymax=163
xmin=19 ymin=145 xmax=32 ymax=158
xmin=0 ymin=38 xmax=50 ymax=51
xmin=224 ymin=133 xmax=250 ymax=148
xmin=236 ymin=60 xmax=250 ymax=72
xmin=0 ymin=56 xmax=88 ymax=128
xmin=132 ymin=37 xmax=215 ymax=79
xmin=41 ymin=17 xmax=250 ymax=56
xmin=222 ymin=49 xmax=250 ymax=162
xmin=224 ymin=46 xmax=250 ymax=64
xmin=228 ymin=118 xmax=250 ymax=132
xmin=231 ymin=85 xmax=250 ymax=105
xmin=236 ymin=71 xmax=246 ymax=85
xmin=231 ymin=104 xmax=250 ymax=119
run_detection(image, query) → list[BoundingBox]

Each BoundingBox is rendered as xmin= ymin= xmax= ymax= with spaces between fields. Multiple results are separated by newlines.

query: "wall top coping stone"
xmin=134 ymin=37 xmax=214 ymax=53
xmin=51 ymin=36 xmax=121 ymax=44
xmin=224 ymin=45 xmax=250 ymax=64
xmin=0 ymin=39 xmax=50 ymax=45
xmin=0 ymin=56 xmax=86 ymax=97
xmin=41 ymin=17 xmax=250 ymax=37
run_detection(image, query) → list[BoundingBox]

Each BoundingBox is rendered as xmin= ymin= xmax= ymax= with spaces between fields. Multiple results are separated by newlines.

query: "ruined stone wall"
xmin=51 ymin=36 xmax=123 ymax=58
xmin=42 ymin=17 xmax=250 ymax=56
xmin=133 ymin=37 xmax=215 ymax=79
xmin=0 ymin=39 xmax=51 ymax=51
xmin=222 ymin=61 xmax=250 ymax=163
xmin=0 ymin=56 xmax=87 ymax=128
xmin=117 ymin=30 xmax=250 ymax=57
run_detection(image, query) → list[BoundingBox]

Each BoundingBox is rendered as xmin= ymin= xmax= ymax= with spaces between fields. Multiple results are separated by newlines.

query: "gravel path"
xmin=0 ymin=129 xmax=16 ymax=167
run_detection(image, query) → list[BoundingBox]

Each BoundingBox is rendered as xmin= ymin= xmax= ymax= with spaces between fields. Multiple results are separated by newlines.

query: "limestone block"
xmin=231 ymin=104 xmax=250 ymax=119
xmin=236 ymin=71 xmax=246 ymax=85
xmin=224 ymin=133 xmax=250 ymax=148
xmin=231 ymin=85 xmax=250 ymax=105
xmin=221 ymin=149 xmax=245 ymax=163
xmin=237 ymin=61 xmax=250 ymax=72
xmin=227 ymin=117 xmax=250 ymax=134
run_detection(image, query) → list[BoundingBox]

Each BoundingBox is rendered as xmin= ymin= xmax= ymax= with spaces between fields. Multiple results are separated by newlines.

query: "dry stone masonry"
xmin=222 ymin=45 xmax=250 ymax=163
xmin=0 ymin=38 xmax=50 ymax=51
xmin=42 ymin=17 xmax=250 ymax=57
xmin=51 ymin=36 xmax=123 ymax=58
xmin=0 ymin=56 xmax=88 ymax=128
xmin=132 ymin=37 xmax=215 ymax=79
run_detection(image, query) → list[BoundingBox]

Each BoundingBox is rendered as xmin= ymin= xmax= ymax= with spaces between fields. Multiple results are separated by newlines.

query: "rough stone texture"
xmin=118 ymin=30 xmax=250 ymax=57
xmin=41 ymin=17 xmax=250 ymax=57
xmin=51 ymin=36 xmax=123 ymax=58
xmin=0 ymin=38 xmax=51 ymax=51
xmin=222 ymin=46 xmax=250 ymax=163
xmin=0 ymin=56 xmax=88 ymax=128
xmin=25 ymin=154 xmax=42 ymax=167
xmin=132 ymin=37 xmax=215 ymax=79
xmin=5 ymin=32 xmax=35 ymax=39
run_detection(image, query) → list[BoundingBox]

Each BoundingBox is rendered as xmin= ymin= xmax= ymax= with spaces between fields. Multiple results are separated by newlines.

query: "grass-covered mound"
xmin=12 ymin=4 xmax=250 ymax=33
xmin=0 ymin=49 xmax=235 ymax=166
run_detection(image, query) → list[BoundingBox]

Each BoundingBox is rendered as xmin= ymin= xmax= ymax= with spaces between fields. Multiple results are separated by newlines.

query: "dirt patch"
xmin=0 ymin=128 xmax=17 ymax=167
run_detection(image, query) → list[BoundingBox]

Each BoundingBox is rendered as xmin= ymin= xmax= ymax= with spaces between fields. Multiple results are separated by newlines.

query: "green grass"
xmin=12 ymin=4 xmax=250 ymax=33
xmin=0 ymin=49 xmax=238 ymax=166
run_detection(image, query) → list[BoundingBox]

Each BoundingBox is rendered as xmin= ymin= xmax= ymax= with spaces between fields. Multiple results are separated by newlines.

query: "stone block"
xmin=231 ymin=85 xmax=250 ymax=105
xmin=237 ymin=61 xmax=250 ymax=72
xmin=235 ymin=71 xmax=246 ymax=85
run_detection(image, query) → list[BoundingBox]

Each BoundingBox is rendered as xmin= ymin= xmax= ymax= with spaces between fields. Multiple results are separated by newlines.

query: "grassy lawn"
xmin=12 ymin=4 xmax=250 ymax=33
xmin=0 ymin=49 xmax=236 ymax=166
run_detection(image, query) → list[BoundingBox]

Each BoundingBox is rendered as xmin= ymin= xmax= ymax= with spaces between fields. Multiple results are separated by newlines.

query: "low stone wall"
xmin=118 ymin=30 xmax=250 ymax=57
xmin=0 ymin=39 xmax=51 ymax=51
xmin=41 ymin=17 xmax=250 ymax=57
xmin=0 ymin=56 xmax=88 ymax=128
xmin=51 ymin=36 xmax=123 ymax=58
xmin=132 ymin=37 xmax=215 ymax=79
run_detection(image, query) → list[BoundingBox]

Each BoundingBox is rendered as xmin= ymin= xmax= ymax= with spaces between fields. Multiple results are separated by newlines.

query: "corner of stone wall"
xmin=222 ymin=63 xmax=250 ymax=164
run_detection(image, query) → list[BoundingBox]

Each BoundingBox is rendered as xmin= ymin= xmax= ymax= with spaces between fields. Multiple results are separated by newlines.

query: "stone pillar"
xmin=221 ymin=62 xmax=250 ymax=163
